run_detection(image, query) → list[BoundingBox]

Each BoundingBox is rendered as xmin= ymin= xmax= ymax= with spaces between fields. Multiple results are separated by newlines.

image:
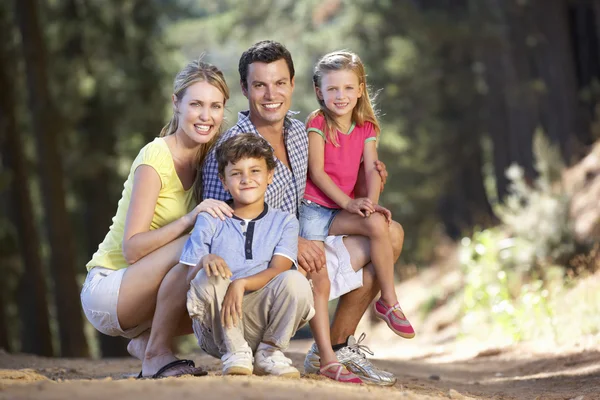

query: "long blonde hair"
xmin=308 ymin=51 xmax=380 ymax=147
xmin=160 ymin=58 xmax=230 ymax=202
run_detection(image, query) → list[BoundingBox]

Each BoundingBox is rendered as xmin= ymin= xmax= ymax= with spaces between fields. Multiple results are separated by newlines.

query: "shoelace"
xmin=348 ymin=332 xmax=375 ymax=359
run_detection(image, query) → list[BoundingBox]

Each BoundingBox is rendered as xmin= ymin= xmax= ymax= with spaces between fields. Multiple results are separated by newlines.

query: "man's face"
xmin=220 ymin=157 xmax=274 ymax=206
xmin=242 ymin=59 xmax=294 ymax=128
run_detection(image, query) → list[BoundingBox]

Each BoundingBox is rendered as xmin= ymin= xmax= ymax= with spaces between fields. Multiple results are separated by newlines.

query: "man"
xmin=202 ymin=40 xmax=404 ymax=386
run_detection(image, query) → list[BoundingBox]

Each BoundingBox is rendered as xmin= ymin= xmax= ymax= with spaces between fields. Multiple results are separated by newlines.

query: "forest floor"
xmin=1 ymin=250 xmax=599 ymax=400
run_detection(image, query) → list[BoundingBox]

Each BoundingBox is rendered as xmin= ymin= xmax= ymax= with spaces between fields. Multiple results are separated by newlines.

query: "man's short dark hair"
xmin=238 ymin=40 xmax=295 ymax=90
xmin=216 ymin=133 xmax=277 ymax=176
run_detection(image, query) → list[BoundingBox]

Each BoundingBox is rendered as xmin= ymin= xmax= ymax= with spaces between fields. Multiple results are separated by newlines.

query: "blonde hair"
xmin=308 ymin=51 xmax=380 ymax=147
xmin=160 ymin=58 xmax=230 ymax=202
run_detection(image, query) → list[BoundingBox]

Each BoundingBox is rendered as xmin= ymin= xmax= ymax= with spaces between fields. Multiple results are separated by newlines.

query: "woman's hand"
xmin=221 ymin=279 xmax=245 ymax=328
xmin=345 ymin=197 xmax=376 ymax=217
xmin=200 ymin=254 xmax=232 ymax=279
xmin=185 ymin=199 xmax=234 ymax=227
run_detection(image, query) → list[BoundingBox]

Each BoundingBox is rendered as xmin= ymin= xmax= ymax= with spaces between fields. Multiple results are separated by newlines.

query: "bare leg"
xmin=306 ymin=242 xmax=337 ymax=366
xmin=330 ymin=221 xmax=404 ymax=344
xmin=141 ymin=263 xmax=200 ymax=377
xmin=330 ymin=212 xmax=397 ymax=306
xmin=114 ymin=235 xmax=196 ymax=376
xmin=116 ymin=235 xmax=189 ymax=329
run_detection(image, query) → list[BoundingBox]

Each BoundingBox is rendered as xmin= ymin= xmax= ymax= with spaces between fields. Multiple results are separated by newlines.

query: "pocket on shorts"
xmin=299 ymin=200 xmax=321 ymax=221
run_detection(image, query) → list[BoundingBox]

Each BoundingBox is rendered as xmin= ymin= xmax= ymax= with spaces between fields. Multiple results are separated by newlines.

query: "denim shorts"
xmin=80 ymin=267 xmax=150 ymax=339
xmin=299 ymin=199 xmax=341 ymax=241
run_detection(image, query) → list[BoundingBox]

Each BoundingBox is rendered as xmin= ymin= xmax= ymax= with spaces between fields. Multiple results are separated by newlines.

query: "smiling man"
xmin=199 ymin=40 xmax=404 ymax=386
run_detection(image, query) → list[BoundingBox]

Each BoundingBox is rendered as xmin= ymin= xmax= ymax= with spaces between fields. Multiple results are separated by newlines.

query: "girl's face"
xmin=316 ymin=69 xmax=364 ymax=121
xmin=174 ymin=81 xmax=225 ymax=145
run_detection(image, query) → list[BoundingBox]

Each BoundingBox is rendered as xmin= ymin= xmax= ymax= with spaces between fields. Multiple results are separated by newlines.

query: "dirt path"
xmin=1 ymin=339 xmax=599 ymax=400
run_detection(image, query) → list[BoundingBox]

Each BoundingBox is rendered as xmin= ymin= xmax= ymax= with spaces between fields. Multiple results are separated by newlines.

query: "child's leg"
xmin=329 ymin=211 xmax=415 ymax=339
xmin=329 ymin=211 xmax=397 ymax=305
xmin=306 ymin=241 xmax=337 ymax=366
xmin=188 ymin=269 xmax=253 ymax=375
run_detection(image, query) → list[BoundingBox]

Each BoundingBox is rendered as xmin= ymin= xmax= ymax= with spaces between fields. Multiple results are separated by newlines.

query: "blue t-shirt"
xmin=179 ymin=204 xmax=299 ymax=281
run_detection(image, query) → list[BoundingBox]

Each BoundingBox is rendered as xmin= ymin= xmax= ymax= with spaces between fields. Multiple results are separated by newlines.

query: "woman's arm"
xmin=122 ymin=165 xmax=192 ymax=264
xmin=362 ymin=140 xmax=381 ymax=204
xmin=307 ymin=132 xmax=353 ymax=209
xmin=122 ymin=165 xmax=233 ymax=265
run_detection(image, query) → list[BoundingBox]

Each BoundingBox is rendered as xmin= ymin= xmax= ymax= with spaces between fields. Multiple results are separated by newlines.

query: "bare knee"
xmin=309 ymin=268 xmax=330 ymax=298
xmin=389 ymin=221 xmax=405 ymax=259
xmin=364 ymin=213 xmax=388 ymax=238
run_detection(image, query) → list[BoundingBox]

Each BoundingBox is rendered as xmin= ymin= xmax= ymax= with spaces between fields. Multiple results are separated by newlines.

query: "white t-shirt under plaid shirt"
xmin=203 ymin=111 xmax=308 ymax=216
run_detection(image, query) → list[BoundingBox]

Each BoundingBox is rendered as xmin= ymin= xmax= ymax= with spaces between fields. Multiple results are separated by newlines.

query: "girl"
xmin=81 ymin=59 xmax=234 ymax=378
xmin=299 ymin=51 xmax=415 ymax=384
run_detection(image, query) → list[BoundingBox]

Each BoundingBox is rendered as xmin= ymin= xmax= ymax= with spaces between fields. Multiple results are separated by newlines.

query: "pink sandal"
xmin=374 ymin=299 xmax=415 ymax=339
xmin=319 ymin=362 xmax=363 ymax=384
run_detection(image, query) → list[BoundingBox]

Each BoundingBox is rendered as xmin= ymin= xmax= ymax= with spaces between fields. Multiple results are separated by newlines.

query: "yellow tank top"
xmin=86 ymin=137 xmax=195 ymax=271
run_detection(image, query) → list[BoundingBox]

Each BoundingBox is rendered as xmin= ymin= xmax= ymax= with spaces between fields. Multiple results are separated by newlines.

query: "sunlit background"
xmin=1 ymin=0 xmax=599 ymax=359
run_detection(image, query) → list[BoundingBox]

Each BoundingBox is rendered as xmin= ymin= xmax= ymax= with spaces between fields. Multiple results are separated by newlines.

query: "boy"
xmin=181 ymin=133 xmax=314 ymax=377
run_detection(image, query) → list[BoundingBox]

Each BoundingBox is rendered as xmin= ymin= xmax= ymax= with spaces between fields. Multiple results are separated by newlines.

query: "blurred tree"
xmin=0 ymin=2 xmax=53 ymax=356
xmin=47 ymin=0 xmax=180 ymax=357
xmin=14 ymin=0 xmax=89 ymax=357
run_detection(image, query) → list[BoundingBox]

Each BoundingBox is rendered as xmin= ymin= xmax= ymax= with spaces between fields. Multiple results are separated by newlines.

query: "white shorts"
xmin=324 ymin=235 xmax=363 ymax=301
xmin=80 ymin=267 xmax=150 ymax=339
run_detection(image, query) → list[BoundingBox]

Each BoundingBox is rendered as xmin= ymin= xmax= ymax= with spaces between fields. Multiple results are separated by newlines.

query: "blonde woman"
xmin=81 ymin=59 xmax=232 ymax=378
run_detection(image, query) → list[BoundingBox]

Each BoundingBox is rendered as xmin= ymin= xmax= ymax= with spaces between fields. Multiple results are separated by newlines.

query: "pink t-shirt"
xmin=304 ymin=113 xmax=377 ymax=209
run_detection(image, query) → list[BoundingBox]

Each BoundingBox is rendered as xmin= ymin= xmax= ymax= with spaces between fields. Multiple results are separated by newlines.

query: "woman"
xmin=81 ymin=59 xmax=232 ymax=378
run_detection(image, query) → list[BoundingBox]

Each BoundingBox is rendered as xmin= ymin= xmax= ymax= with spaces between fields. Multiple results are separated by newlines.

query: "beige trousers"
xmin=187 ymin=269 xmax=315 ymax=358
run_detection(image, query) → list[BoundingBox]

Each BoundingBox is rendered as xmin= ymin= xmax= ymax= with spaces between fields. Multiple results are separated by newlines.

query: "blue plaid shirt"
xmin=203 ymin=111 xmax=308 ymax=216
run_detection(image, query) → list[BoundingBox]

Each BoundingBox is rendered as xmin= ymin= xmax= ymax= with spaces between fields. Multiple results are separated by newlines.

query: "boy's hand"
xmin=345 ymin=197 xmax=376 ymax=217
xmin=221 ymin=279 xmax=245 ymax=328
xmin=200 ymin=254 xmax=232 ymax=279
xmin=373 ymin=204 xmax=392 ymax=225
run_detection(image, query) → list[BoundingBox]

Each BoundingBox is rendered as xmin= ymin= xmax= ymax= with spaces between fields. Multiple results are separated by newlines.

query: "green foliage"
xmin=496 ymin=130 xmax=575 ymax=267
xmin=459 ymin=131 xmax=577 ymax=342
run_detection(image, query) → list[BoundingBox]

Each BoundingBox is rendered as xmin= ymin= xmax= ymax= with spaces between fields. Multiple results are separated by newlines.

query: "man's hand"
xmin=298 ymin=237 xmax=326 ymax=274
xmin=221 ymin=279 xmax=245 ymax=328
xmin=374 ymin=160 xmax=388 ymax=192
xmin=200 ymin=254 xmax=232 ymax=279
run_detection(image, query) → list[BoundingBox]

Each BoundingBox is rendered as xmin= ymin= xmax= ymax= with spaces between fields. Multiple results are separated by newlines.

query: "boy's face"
xmin=220 ymin=157 xmax=274 ymax=206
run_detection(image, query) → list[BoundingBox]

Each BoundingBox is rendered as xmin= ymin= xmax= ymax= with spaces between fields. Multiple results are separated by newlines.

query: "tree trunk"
xmin=0 ymin=1 xmax=54 ymax=357
xmin=14 ymin=0 xmax=89 ymax=357
xmin=529 ymin=0 xmax=588 ymax=162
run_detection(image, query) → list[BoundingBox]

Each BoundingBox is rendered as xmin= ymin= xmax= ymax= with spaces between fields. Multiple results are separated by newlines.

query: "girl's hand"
xmin=373 ymin=204 xmax=392 ymax=225
xmin=200 ymin=254 xmax=232 ymax=279
xmin=345 ymin=197 xmax=376 ymax=217
xmin=185 ymin=199 xmax=234 ymax=226
xmin=221 ymin=279 xmax=245 ymax=328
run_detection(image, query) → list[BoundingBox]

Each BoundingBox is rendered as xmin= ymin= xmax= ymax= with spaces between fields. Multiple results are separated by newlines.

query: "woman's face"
xmin=175 ymin=81 xmax=225 ymax=145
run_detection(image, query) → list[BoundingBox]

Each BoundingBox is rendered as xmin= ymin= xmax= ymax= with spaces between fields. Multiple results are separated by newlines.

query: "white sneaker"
xmin=222 ymin=350 xmax=253 ymax=375
xmin=254 ymin=347 xmax=300 ymax=378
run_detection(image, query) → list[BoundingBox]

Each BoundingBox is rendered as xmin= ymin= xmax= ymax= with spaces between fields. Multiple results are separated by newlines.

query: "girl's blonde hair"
xmin=308 ymin=51 xmax=380 ymax=147
xmin=160 ymin=58 xmax=230 ymax=202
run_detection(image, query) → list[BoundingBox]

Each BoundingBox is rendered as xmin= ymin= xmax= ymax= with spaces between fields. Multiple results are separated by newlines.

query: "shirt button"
xmin=243 ymin=232 xmax=246 ymax=236
xmin=240 ymin=221 xmax=246 ymax=226
xmin=246 ymin=249 xmax=251 ymax=253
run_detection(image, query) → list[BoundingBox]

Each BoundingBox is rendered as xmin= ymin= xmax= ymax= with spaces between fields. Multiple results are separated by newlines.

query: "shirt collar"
xmin=228 ymin=201 xmax=269 ymax=221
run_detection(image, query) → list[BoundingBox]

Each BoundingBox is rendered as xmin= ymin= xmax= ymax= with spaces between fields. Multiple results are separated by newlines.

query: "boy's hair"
xmin=238 ymin=40 xmax=295 ymax=90
xmin=216 ymin=133 xmax=277 ymax=176
xmin=308 ymin=50 xmax=380 ymax=147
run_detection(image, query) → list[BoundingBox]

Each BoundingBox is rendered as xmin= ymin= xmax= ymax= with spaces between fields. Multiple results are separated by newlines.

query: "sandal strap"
xmin=152 ymin=359 xmax=195 ymax=378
